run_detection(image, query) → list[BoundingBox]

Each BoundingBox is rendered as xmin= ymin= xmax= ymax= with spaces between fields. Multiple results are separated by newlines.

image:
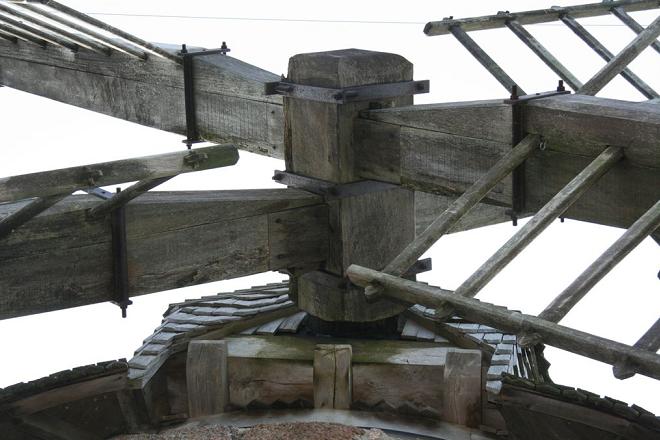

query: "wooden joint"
xmin=265 ymin=80 xmax=429 ymax=104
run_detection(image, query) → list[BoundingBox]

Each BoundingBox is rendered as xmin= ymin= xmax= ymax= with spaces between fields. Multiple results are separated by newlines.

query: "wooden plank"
xmin=346 ymin=264 xmax=660 ymax=381
xmin=578 ymin=15 xmax=660 ymax=96
xmin=424 ymin=0 xmax=659 ymax=35
xmin=0 ymin=189 xmax=326 ymax=319
xmin=313 ymin=344 xmax=352 ymax=410
xmin=364 ymin=135 xmax=539 ymax=301
xmin=278 ymin=311 xmax=307 ymax=333
xmin=611 ymin=6 xmax=660 ymax=55
xmin=0 ymin=193 xmax=68 ymax=239
xmin=87 ymin=176 xmax=172 ymax=219
xmin=186 ymin=340 xmax=229 ymax=417
xmin=443 ymin=350 xmax=482 ymax=427
xmin=613 ymin=318 xmax=660 ymax=379
xmin=0 ymin=11 xmax=79 ymax=51
xmin=449 ymin=26 xmax=524 ymax=95
xmin=560 ymin=14 xmax=659 ymax=99
xmin=255 ymin=317 xmax=287 ymax=335
xmin=505 ymin=20 xmax=582 ymax=91
xmin=0 ymin=39 xmax=284 ymax=158
xmin=19 ymin=413 xmax=102 ymax=440
xmin=524 ymin=94 xmax=660 ymax=169
xmin=0 ymin=144 xmax=238 ymax=203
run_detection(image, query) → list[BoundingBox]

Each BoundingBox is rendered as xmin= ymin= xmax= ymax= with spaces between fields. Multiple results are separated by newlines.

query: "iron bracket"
xmin=504 ymin=82 xmax=571 ymax=225
xmin=179 ymin=42 xmax=230 ymax=148
xmin=265 ymin=79 xmax=430 ymax=104
xmin=85 ymin=187 xmax=132 ymax=317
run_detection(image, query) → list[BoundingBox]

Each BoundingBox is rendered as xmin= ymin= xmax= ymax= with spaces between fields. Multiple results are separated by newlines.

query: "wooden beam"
xmin=0 ymin=189 xmax=327 ymax=319
xmin=0 ymin=11 xmax=79 ymax=51
xmin=538 ymin=200 xmax=660 ymax=324
xmin=424 ymin=0 xmax=659 ymax=35
xmin=364 ymin=134 xmax=539 ymax=300
xmin=560 ymin=14 xmax=658 ymax=99
xmin=86 ymin=176 xmax=172 ymax=219
xmin=0 ymin=193 xmax=67 ymax=239
xmin=613 ymin=318 xmax=660 ymax=379
xmin=449 ymin=26 xmax=524 ymax=95
xmin=346 ymin=264 xmax=660 ymax=381
xmin=505 ymin=20 xmax=582 ymax=91
xmin=434 ymin=146 xmax=622 ymax=317
xmin=186 ymin=340 xmax=229 ymax=417
xmin=578 ymin=15 xmax=660 ymax=95
xmin=611 ymin=6 xmax=660 ymax=55
xmin=313 ymin=344 xmax=352 ymax=410
xmin=0 ymin=144 xmax=238 ymax=204
xmin=0 ymin=21 xmax=47 ymax=46
xmin=0 ymin=39 xmax=284 ymax=158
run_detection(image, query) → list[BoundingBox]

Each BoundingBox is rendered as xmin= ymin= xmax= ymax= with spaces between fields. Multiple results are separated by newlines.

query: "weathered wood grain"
xmin=0 ymin=144 xmax=238 ymax=203
xmin=313 ymin=344 xmax=352 ymax=409
xmin=611 ymin=6 xmax=660 ymax=55
xmin=347 ymin=264 xmax=660 ymax=381
xmin=186 ymin=340 xmax=229 ymax=417
xmin=0 ymin=39 xmax=284 ymax=158
xmin=613 ymin=317 xmax=660 ymax=380
xmin=0 ymin=189 xmax=326 ymax=319
xmin=424 ymin=0 xmax=659 ymax=35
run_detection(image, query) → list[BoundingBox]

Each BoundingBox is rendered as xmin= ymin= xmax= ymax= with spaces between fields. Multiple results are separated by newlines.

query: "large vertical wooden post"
xmin=285 ymin=49 xmax=417 ymax=322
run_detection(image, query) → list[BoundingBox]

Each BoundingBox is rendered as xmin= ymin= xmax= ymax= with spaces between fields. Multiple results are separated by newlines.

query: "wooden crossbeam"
xmin=611 ymin=6 xmax=660 ymax=55
xmin=505 ymin=19 xmax=582 ymax=91
xmin=424 ymin=0 xmax=659 ymax=35
xmin=537 ymin=199 xmax=660 ymax=324
xmin=0 ymin=189 xmax=327 ymax=319
xmin=448 ymin=25 xmax=524 ymax=95
xmin=560 ymin=14 xmax=659 ymax=99
xmin=347 ymin=264 xmax=660 ymax=381
xmin=364 ymin=134 xmax=540 ymax=300
xmin=0 ymin=144 xmax=238 ymax=204
xmin=578 ymin=15 xmax=660 ymax=95
xmin=613 ymin=318 xmax=660 ymax=379
xmin=434 ymin=146 xmax=623 ymax=318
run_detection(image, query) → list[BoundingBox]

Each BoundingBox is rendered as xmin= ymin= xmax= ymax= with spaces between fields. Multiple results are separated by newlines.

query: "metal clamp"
xmin=265 ymin=79 xmax=430 ymax=104
xmin=180 ymin=42 xmax=231 ymax=148
xmin=85 ymin=187 xmax=132 ymax=317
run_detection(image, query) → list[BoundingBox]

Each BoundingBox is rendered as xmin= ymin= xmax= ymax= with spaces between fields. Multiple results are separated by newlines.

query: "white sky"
xmin=0 ymin=0 xmax=659 ymax=414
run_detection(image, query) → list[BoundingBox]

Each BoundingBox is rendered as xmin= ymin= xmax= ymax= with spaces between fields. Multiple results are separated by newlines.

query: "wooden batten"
xmin=313 ymin=344 xmax=352 ymax=409
xmin=0 ymin=40 xmax=284 ymax=158
xmin=0 ymin=189 xmax=327 ymax=319
xmin=186 ymin=340 xmax=229 ymax=417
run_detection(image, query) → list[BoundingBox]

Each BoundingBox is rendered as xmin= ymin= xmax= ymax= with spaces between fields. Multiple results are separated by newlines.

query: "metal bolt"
xmin=557 ymin=79 xmax=565 ymax=92
xmin=510 ymin=85 xmax=519 ymax=101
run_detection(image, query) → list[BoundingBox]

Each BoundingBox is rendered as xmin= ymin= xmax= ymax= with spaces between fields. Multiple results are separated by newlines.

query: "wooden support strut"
xmin=519 ymin=199 xmax=660 ymax=346
xmin=0 ymin=10 xmax=79 ymax=51
xmin=363 ymin=134 xmax=540 ymax=301
xmin=613 ymin=318 xmax=660 ymax=379
xmin=448 ymin=25 xmax=525 ymax=95
xmin=611 ymin=6 xmax=660 ymax=55
xmin=347 ymin=264 xmax=660 ymax=381
xmin=559 ymin=14 xmax=659 ymax=99
xmin=0 ymin=193 xmax=68 ymax=239
xmin=0 ymin=20 xmax=47 ymax=46
xmin=578 ymin=14 xmax=660 ymax=96
xmin=432 ymin=146 xmax=623 ymax=318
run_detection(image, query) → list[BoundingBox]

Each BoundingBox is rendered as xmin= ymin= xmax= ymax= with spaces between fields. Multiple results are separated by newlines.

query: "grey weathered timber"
xmin=364 ymin=135 xmax=540 ymax=300
xmin=0 ymin=10 xmax=79 ymax=51
xmin=435 ymin=146 xmax=623 ymax=315
xmin=578 ymin=15 xmax=660 ymax=95
xmin=611 ymin=6 xmax=660 ymax=55
xmin=538 ymin=199 xmax=660 ymax=324
xmin=0 ymin=2 xmax=111 ymax=54
xmin=0 ymin=144 xmax=238 ymax=204
xmin=0 ymin=21 xmax=46 ymax=46
xmin=505 ymin=20 xmax=582 ymax=91
xmin=0 ymin=193 xmax=67 ymax=239
xmin=0 ymin=189 xmax=327 ymax=319
xmin=560 ymin=14 xmax=659 ymax=99
xmin=87 ymin=176 xmax=173 ymax=219
xmin=613 ymin=318 xmax=660 ymax=379
xmin=18 ymin=2 xmax=147 ymax=59
xmin=449 ymin=26 xmax=525 ymax=95
xmin=37 ymin=0 xmax=179 ymax=63
xmin=19 ymin=413 xmax=103 ymax=440
xmin=524 ymin=94 xmax=660 ymax=169
xmin=347 ymin=265 xmax=660 ymax=381
xmin=186 ymin=340 xmax=229 ymax=417
xmin=424 ymin=0 xmax=659 ymax=35
xmin=0 ymin=30 xmax=17 ymax=43
xmin=0 ymin=40 xmax=285 ymax=158
xmin=313 ymin=344 xmax=352 ymax=410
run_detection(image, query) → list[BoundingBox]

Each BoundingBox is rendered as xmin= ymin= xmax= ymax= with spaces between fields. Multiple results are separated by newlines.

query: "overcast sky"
xmin=0 ymin=0 xmax=658 ymax=413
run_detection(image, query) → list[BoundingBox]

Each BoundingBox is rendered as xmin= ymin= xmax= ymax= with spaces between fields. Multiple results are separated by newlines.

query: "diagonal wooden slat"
xmin=0 ymin=9 xmax=78 ymax=50
xmin=449 ymin=25 xmax=525 ymax=95
xmin=505 ymin=19 xmax=582 ymax=91
xmin=0 ymin=193 xmax=68 ymax=239
xmin=0 ymin=20 xmax=46 ymax=45
xmin=611 ymin=6 xmax=660 ymax=55
xmin=364 ymin=134 xmax=540 ymax=300
xmin=347 ymin=264 xmax=660 ymax=381
xmin=86 ymin=176 xmax=173 ymax=219
xmin=578 ymin=15 xmax=660 ymax=95
xmin=560 ymin=13 xmax=659 ymax=99
xmin=613 ymin=318 xmax=660 ymax=379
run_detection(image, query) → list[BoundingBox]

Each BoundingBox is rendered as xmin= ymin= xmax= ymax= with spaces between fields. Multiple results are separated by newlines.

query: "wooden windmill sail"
xmin=0 ymin=1 xmax=658 ymax=439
